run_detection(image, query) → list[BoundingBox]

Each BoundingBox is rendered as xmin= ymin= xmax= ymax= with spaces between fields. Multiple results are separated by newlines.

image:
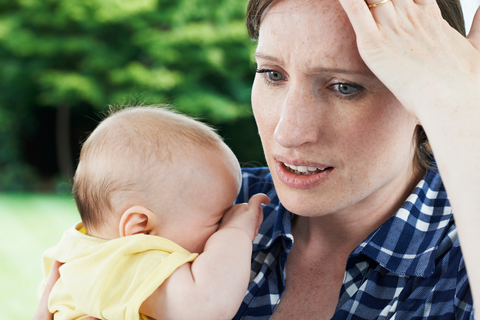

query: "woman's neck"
xmin=292 ymin=166 xmax=423 ymax=255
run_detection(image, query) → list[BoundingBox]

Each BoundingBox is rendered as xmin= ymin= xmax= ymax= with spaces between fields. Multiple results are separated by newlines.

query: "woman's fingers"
xmin=31 ymin=260 xmax=63 ymax=320
xmin=337 ymin=0 xmax=378 ymax=38
xmin=339 ymin=0 xmax=480 ymax=124
xmin=366 ymin=0 xmax=397 ymax=22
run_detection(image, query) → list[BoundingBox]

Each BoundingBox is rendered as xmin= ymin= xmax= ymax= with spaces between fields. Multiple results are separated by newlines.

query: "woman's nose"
xmin=273 ymin=84 xmax=322 ymax=149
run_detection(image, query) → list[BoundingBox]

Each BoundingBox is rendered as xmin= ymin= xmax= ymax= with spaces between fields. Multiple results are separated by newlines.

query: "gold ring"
xmin=368 ymin=0 xmax=392 ymax=8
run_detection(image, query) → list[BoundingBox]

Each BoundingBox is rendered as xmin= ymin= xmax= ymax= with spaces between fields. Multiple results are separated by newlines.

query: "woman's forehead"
xmin=265 ymin=0 xmax=350 ymax=26
xmin=257 ymin=0 xmax=365 ymax=72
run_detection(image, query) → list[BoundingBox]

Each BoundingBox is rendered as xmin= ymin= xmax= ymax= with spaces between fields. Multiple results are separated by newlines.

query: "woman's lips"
xmin=275 ymin=160 xmax=333 ymax=190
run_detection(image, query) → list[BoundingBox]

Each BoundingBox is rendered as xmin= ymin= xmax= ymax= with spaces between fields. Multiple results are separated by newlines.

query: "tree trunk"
xmin=56 ymin=105 xmax=74 ymax=179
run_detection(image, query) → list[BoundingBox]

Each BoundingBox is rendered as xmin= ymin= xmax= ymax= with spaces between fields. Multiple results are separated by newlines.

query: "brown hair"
xmin=73 ymin=105 xmax=225 ymax=231
xmin=246 ymin=0 xmax=466 ymax=172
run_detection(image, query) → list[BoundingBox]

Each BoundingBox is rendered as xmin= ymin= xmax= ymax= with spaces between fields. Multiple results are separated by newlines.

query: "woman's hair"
xmin=73 ymin=105 xmax=224 ymax=231
xmin=246 ymin=0 xmax=466 ymax=172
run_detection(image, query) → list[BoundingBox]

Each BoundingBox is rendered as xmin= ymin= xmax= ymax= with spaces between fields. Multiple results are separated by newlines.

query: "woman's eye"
xmin=256 ymin=68 xmax=286 ymax=83
xmin=332 ymin=83 xmax=364 ymax=95
xmin=336 ymin=83 xmax=356 ymax=94
xmin=266 ymin=70 xmax=284 ymax=81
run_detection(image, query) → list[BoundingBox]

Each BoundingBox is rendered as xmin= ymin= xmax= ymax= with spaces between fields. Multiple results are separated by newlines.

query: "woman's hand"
xmin=31 ymin=260 xmax=100 ymax=320
xmin=31 ymin=260 xmax=62 ymax=320
xmin=337 ymin=0 xmax=480 ymax=117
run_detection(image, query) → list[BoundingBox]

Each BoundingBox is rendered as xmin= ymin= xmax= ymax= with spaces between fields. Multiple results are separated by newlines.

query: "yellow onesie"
xmin=40 ymin=222 xmax=198 ymax=320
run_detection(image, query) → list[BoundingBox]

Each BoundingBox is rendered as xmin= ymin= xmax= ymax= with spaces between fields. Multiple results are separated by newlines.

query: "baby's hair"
xmin=73 ymin=105 xmax=225 ymax=231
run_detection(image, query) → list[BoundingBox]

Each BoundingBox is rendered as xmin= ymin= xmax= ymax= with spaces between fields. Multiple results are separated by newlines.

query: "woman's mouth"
xmin=276 ymin=161 xmax=333 ymax=190
xmin=283 ymin=162 xmax=329 ymax=175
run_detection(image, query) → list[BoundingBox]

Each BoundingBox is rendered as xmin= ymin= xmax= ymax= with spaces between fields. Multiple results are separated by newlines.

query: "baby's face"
xmin=150 ymin=146 xmax=241 ymax=253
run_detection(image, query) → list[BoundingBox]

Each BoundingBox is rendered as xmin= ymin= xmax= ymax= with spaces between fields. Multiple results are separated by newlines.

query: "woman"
xmin=238 ymin=0 xmax=480 ymax=317
xmin=34 ymin=0 xmax=480 ymax=319
xmin=230 ymin=0 xmax=479 ymax=318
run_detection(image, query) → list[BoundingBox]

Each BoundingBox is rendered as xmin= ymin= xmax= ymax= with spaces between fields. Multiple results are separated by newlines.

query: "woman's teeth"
xmin=283 ymin=163 xmax=327 ymax=175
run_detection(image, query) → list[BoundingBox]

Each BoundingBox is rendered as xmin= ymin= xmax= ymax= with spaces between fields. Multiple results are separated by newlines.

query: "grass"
xmin=0 ymin=193 xmax=80 ymax=320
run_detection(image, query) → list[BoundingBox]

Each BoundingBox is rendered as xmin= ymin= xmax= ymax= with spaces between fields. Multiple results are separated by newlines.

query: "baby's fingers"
xmin=248 ymin=194 xmax=270 ymax=236
xmin=248 ymin=193 xmax=270 ymax=207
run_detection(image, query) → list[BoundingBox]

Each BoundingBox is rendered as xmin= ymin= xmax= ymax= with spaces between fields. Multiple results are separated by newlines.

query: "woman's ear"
xmin=119 ymin=206 xmax=157 ymax=237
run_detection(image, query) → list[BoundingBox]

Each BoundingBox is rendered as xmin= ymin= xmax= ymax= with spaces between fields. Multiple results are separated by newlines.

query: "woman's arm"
xmin=338 ymin=0 xmax=480 ymax=315
xmin=140 ymin=194 xmax=270 ymax=320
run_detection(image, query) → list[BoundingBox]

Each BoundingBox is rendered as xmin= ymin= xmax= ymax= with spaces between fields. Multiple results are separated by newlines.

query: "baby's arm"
xmin=140 ymin=193 xmax=270 ymax=320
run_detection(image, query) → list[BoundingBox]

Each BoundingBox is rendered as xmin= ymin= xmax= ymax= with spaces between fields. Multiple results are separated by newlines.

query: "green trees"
xmin=0 ymin=0 xmax=261 ymax=191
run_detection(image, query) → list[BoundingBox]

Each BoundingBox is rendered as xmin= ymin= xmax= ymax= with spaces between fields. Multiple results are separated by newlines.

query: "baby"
xmin=40 ymin=106 xmax=269 ymax=320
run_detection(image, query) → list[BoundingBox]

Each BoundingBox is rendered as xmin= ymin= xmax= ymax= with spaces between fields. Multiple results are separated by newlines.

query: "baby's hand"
xmin=219 ymin=193 xmax=270 ymax=240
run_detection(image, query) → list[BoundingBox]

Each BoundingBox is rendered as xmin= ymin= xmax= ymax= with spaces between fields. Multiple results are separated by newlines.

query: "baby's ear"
xmin=119 ymin=206 xmax=157 ymax=237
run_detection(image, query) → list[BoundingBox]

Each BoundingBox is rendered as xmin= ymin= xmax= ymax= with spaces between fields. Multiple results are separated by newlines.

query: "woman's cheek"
xmin=252 ymin=81 xmax=278 ymax=144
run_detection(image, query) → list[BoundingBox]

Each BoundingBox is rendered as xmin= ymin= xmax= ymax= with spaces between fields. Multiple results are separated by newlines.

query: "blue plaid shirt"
xmin=234 ymin=167 xmax=474 ymax=319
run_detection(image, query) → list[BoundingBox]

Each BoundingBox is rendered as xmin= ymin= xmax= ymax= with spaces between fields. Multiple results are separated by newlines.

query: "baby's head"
xmin=73 ymin=106 xmax=242 ymax=252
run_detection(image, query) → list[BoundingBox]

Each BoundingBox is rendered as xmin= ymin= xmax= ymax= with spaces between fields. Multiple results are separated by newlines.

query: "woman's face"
xmin=252 ymin=0 xmax=420 ymax=218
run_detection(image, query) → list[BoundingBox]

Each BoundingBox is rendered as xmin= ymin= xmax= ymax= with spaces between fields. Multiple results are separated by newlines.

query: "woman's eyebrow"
xmin=310 ymin=67 xmax=374 ymax=77
xmin=253 ymin=52 xmax=282 ymax=63
xmin=254 ymin=52 xmax=373 ymax=77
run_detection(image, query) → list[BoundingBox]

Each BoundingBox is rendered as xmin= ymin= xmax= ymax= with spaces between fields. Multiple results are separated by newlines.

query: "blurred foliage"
xmin=0 ymin=0 xmax=262 ymax=191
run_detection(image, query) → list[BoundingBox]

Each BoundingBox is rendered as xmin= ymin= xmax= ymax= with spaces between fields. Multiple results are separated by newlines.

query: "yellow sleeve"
xmin=59 ymin=235 xmax=197 ymax=320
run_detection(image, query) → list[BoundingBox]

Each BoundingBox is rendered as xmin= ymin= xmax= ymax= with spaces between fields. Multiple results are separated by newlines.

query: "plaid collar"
xmin=351 ymin=168 xmax=453 ymax=277
xmin=252 ymin=200 xmax=293 ymax=251
xmin=252 ymin=168 xmax=453 ymax=278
